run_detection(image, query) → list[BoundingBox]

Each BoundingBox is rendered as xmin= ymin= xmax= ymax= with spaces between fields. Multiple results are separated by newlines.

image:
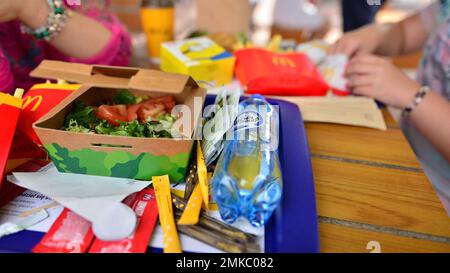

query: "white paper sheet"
xmin=9 ymin=165 xmax=150 ymax=220
xmin=8 ymin=164 xmax=152 ymax=240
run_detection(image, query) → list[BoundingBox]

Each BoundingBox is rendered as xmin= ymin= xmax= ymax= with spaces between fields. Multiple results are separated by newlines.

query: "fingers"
xmin=346 ymin=60 xmax=377 ymax=97
xmin=346 ymin=71 xmax=380 ymax=99
xmin=330 ymin=39 xmax=341 ymax=54
xmin=345 ymin=64 xmax=374 ymax=77
xmin=349 ymin=54 xmax=383 ymax=66
xmin=347 ymin=75 xmax=373 ymax=89
xmin=345 ymin=55 xmax=385 ymax=77
xmin=331 ymin=38 xmax=360 ymax=57
xmin=352 ymin=85 xmax=375 ymax=97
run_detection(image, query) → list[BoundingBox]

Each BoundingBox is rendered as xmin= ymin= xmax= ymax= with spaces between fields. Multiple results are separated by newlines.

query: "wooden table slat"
xmin=313 ymin=158 xmax=450 ymax=238
xmin=319 ymin=223 xmax=450 ymax=253
xmin=305 ymin=122 xmax=422 ymax=169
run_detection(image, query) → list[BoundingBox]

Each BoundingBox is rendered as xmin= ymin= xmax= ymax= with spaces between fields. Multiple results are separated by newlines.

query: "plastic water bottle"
xmin=211 ymin=95 xmax=283 ymax=227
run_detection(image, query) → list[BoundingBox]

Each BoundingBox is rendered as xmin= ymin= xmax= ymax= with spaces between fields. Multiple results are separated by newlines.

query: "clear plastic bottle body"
xmin=211 ymin=95 xmax=282 ymax=227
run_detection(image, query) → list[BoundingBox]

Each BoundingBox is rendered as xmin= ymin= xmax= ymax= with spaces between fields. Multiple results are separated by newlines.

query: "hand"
xmin=331 ymin=25 xmax=384 ymax=57
xmin=0 ymin=0 xmax=48 ymax=28
xmin=345 ymin=55 xmax=420 ymax=109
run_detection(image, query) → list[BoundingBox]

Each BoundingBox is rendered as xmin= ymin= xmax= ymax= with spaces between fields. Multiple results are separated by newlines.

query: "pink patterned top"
xmin=0 ymin=5 xmax=131 ymax=95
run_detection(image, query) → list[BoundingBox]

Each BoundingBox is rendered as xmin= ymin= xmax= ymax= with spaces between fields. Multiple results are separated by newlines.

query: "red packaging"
xmin=88 ymin=188 xmax=158 ymax=253
xmin=234 ymin=48 xmax=329 ymax=96
xmin=17 ymin=83 xmax=79 ymax=145
xmin=0 ymin=92 xmax=23 ymax=186
xmin=8 ymin=132 xmax=47 ymax=160
xmin=32 ymin=208 xmax=95 ymax=253
xmin=0 ymin=160 xmax=49 ymax=207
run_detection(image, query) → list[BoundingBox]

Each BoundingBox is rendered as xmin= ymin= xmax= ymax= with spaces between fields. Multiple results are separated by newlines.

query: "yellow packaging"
xmin=160 ymin=37 xmax=236 ymax=87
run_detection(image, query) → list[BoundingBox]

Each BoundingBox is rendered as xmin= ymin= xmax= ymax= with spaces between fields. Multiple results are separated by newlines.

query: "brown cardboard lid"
xmin=30 ymin=60 xmax=199 ymax=93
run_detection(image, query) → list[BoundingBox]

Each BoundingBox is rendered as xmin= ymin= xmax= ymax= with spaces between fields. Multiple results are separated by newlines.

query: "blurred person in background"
xmin=0 ymin=0 xmax=131 ymax=95
xmin=272 ymin=0 xmax=329 ymax=42
xmin=342 ymin=0 xmax=386 ymax=32
xmin=333 ymin=0 xmax=450 ymax=214
xmin=272 ymin=0 xmax=386 ymax=38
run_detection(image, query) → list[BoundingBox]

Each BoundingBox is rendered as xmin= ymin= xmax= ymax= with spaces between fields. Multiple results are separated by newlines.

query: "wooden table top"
xmin=296 ymin=107 xmax=450 ymax=253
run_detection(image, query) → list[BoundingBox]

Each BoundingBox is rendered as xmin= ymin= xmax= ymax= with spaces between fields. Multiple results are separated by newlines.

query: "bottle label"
xmin=229 ymin=102 xmax=280 ymax=152
xmin=233 ymin=110 xmax=264 ymax=132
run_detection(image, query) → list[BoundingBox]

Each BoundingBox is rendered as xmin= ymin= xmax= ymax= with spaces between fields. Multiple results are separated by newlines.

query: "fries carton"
xmin=31 ymin=60 xmax=206 ymax=182
xmin=0 ymin=90 xmax=23 ymax=188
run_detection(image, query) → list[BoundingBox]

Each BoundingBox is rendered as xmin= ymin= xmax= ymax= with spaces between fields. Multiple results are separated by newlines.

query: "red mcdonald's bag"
xmin=234 ymin=48 xmax=329 ymax=96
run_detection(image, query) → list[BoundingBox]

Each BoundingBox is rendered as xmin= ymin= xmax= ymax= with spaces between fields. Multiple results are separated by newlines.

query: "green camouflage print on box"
xmin=44 ymin=143 xmax=189 ymax=182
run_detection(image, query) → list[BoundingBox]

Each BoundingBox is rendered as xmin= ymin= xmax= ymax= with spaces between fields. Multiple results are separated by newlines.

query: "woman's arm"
xmin=346 ymin=54 xmax=450 ymax=163
xmin=19 ymin=0 xmax=113 ymax=60
xmin=375 ymin=13 xmax=429 ymax=56
xmin=409 ymin=92 xmax=450 ymax=163
xmin=332 ymin=12 xmax=431 ymax=57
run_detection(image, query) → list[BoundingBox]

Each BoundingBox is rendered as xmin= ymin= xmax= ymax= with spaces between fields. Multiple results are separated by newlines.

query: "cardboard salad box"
xmin=31 ymin=60 xmax=206 ymax=182
xmin=160 ymin=37 xmax=235 ymax=87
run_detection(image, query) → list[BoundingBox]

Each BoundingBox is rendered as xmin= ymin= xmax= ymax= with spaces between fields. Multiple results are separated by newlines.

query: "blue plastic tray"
xmin=0 ymin=96 xmax=319 ymax=253
xmin=263 ymin=97 xmax=319 ymax=253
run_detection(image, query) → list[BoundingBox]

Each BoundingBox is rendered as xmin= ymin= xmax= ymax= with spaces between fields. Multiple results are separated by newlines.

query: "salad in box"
xmin=31 ymin=60 xmax=206 ymax=182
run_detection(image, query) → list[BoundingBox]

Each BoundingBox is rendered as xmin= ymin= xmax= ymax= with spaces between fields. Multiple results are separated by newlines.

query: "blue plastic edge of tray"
xmin=264 ymin=97 xmax=319 ymax=253
xmin=0 ymin=95 xmax=319 ymax=253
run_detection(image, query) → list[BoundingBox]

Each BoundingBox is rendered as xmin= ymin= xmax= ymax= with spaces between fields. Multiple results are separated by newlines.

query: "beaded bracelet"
xmin=401 ymin=85 xmax=431 ymax=119
xmin=22 ymin=0 xmax=72 ymax=41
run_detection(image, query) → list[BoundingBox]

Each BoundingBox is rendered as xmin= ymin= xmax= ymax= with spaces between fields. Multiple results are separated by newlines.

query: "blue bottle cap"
xmin=251 ymin=94 xmax=265 ymax=100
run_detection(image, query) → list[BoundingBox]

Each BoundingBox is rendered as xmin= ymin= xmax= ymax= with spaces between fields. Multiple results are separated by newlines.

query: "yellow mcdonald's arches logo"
xmin=22 ymin=95 xmax=43 ymax=111
xmin=272 ymin=56 xmax=296 ymax=68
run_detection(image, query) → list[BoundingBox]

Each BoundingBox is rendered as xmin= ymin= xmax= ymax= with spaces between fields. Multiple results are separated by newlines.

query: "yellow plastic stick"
xmin=202 ymin=172 xmax=219 ymax=211
xmin=178 ymin=183 xmax=203 ymax=225
xmin=152 ymin=175 xmax=182 ymax=253
xmin=197 ymin=141 xmax=209 ymax=210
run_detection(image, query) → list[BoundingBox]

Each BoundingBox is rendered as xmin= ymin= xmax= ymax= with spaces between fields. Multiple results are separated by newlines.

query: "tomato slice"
xmin=96 ymin=105 xmax=129 ymax=126
xmin=115 ymin=104 xmax=128 ymax=117
xmin=126 ymin=96 xmax=175 ymax=121
xmin=102 ymin=96 xmax=177 ymax=123
xmin=145 ymin=95 xmax=174 ymax=104
xmin=142 ymin=96 xmax=176 ymax=112
xmin=163 ymin=100 xmax=176 ymax=112
xmin=127 ymin=103 xmax=141 ymax=122
xmin=137 ymin=104 xmax=166 ymax=122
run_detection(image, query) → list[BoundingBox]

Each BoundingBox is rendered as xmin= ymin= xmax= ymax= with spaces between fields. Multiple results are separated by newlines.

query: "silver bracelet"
xmin=401 ymin=85 xmax=431 ymax=119
xmin=21 ymin=0 xmax=72 ymax=41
